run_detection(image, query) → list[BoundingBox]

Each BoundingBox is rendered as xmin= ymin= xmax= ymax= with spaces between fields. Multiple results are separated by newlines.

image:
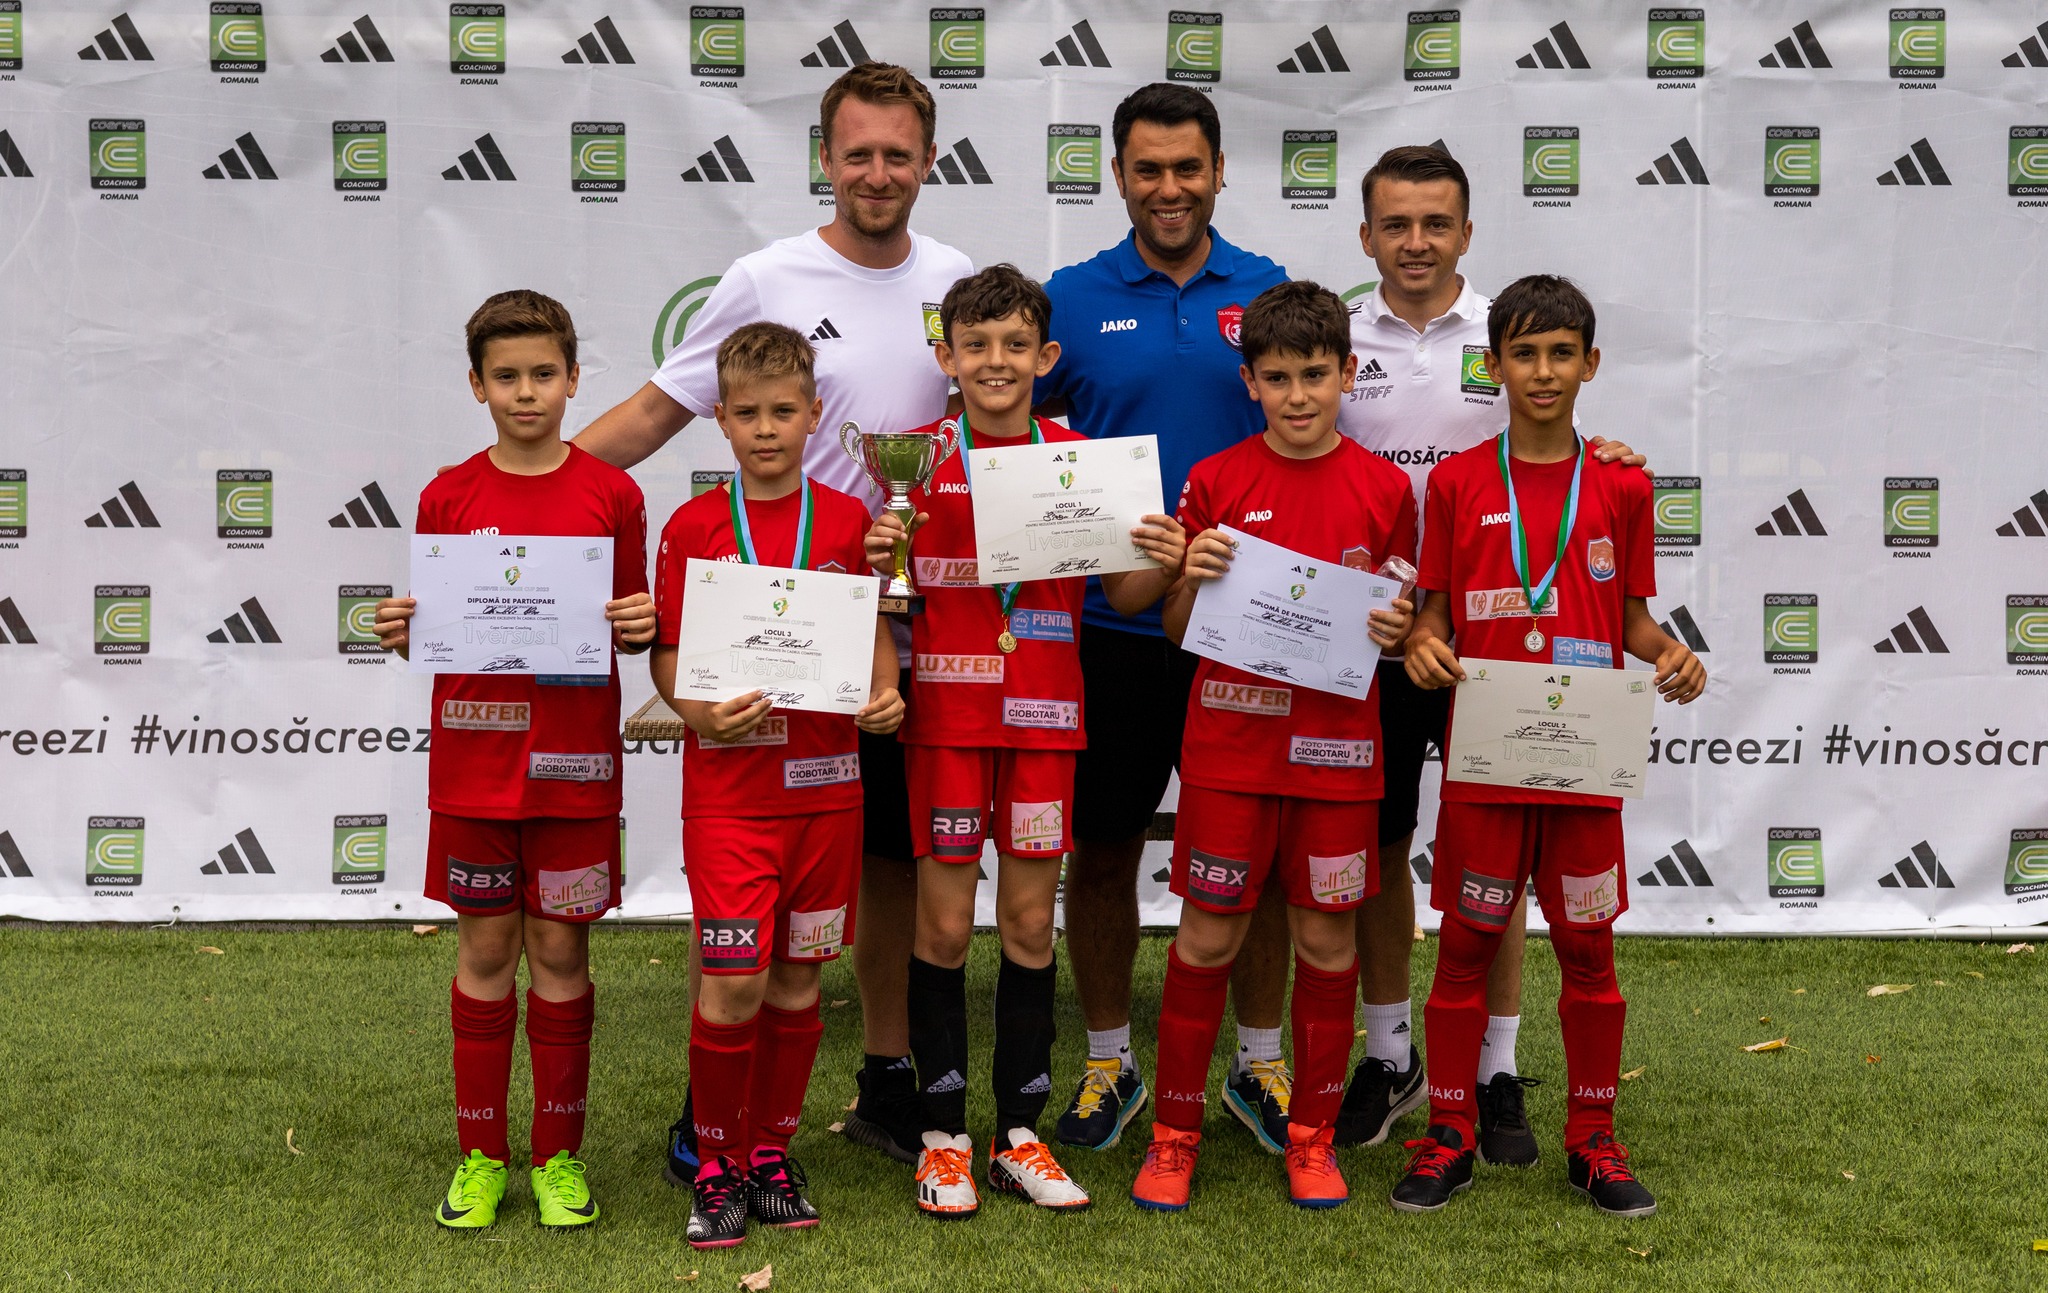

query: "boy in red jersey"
xmin=1131 ymin=280 xmax=1417 ymax=1214
xmin=863 ymin=265 xmax=1185 ymax=1219
xmin=372 ymin=290 xmax=655 ymax=1230
xmin=651 ymin=323 xmax=905 ymax=1249
xmin=1390 ymin=275 xmax=1704 ymax=1217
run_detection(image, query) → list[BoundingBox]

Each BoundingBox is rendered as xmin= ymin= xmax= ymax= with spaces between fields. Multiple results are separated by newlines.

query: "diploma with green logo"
xmin=969 ymin=433 xmax=1164 ymax=583
xmin=1445 ymin=658 xmax=1656 ymax=798
xmin=1181 ymin=526 xmax=1399 ymax=699
xmin=674 ymin=557 xmax=879 ymax=715
xmin=409 ymin=534 xmax=613 ymax=676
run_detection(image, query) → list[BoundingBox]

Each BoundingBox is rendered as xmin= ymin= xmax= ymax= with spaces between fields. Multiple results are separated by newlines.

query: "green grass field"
xmin=3 ymin=925 xmax=2042 ymax=1291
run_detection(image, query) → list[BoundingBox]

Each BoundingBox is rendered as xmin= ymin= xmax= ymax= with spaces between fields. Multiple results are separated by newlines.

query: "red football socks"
xmin=526 ymin=986 xmax=595 ymax=1166
xmin=1288 ymin=956 xmax=1358 ymax=1131
xmin=1552 ymin=922 xmax=1626 ymax=1152
xmin=688 ymin=1005 xmax=758 ymax=1158
xmin=749 ymin=999 xmax=824 ymax=1153
xmin=1154 ymin=942 xmax=1232 ymax=1132
xmin=450 ymin=980 xmax=516 ymax=1163
xmin=1421 ymin=917 xmax=1500 ymax=1147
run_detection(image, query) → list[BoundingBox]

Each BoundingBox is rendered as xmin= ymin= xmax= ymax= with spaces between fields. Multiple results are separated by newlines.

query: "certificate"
xmin=409 ymin=534 xmax=614 ymax=675
xmin=673 ymin=558 xmax=879 ymax=715
xmin=970 ymin=434 xmax=1165 ymax=583
xmin=1444 ymin=657 xmax=1655 ymax=798
xmin=1181 ymin=526 xmax=1399 ymax=699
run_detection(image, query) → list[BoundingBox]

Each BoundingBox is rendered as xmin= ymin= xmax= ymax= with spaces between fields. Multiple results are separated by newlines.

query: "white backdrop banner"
xmin=1 ymin=1 xmax=2045 ymax=932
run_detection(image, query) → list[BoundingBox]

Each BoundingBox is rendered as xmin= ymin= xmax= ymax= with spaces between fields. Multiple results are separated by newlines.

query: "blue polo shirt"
xmin=1037 ymin=228 xmax=1287 ymax=634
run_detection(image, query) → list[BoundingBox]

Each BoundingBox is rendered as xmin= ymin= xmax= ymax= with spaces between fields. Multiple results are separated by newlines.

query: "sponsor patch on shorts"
xmin=915 ymin=653 xmax=1005 ymax=683
xmin=1308 ymin=851 xmax=1371 ymax=905
xmin=1200 ymin=679 xmax=1292 ymax=715
xmin=930 ymin=807 xmax=984 ymax=859
xmin=528 ymin=753 xmax=616 ymax=782
xmin=783 ymin=753 xmax=860 ymax=789
xmin=1560 ymin=865 xmax=1621 ymax=924
xmin=1009 ymin=800 xmax=1067 ymax=854
xmin=1289 ymin=736 xmax=1373 ymax=768
xmin=1185 ymin=848 xmax=1251 ymax=907
xmin=441 ymin=700 xmax=530 ymax=731
xmin=1464 ymin=587 xmax=1560 ymax=621
xmin=1008 ymin=608 xmax=1075 ymax=643
xmin=1457 ymin=869 xmax=1516 ymax=929
xmin=914 ymin=556 xmax=981 ymax=587
xmin=697 ymin=716 xmax=788 ymax=748
xmin=537 ymin=861 xmax=612 ymax=916
xmin=787 ymin=905 xmax=848 ymax=959
xmin=1551 ymin=636 xmax=1614 ymax=669
xmin=445 ymin=857 xmax=517 ymax=911
xmin=1002 ymin=697 xmax=1079 ymax=730
xmin=698 ymin=917 xmax=762 ymax=969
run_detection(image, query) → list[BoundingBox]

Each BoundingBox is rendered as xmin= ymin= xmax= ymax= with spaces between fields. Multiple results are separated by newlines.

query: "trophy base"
xmin=879 ymin=592 xmax=923 ymax=619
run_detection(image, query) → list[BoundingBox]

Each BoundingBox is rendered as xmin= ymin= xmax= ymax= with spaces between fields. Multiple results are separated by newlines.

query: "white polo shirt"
xmin=653 ymin=228 xmax=974 ymax=508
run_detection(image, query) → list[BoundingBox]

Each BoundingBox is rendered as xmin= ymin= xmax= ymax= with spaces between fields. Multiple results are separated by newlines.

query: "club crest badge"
xmin=1341 ymin=546 xmax=1372 ymax=571
xmin=1215 ymin=304 xmax=1244 ymax=349
xmin=1586 ymin=536 xmax=1616 ymax=582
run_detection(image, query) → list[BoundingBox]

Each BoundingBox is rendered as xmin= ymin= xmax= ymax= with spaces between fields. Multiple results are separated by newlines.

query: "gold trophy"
xmin=839 ymin=418 xmax=958 ymax=615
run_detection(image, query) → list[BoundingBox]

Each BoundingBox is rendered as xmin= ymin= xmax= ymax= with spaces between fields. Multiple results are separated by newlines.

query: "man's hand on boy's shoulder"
xmin=607 ymin=592 xmax=657 ymax=654
xmin=857 ymin=685 xmax=905 ymax=736
xmin=1653 ymin=641 xmax=1707 ymax=705
xmin=372 ymin=597 xmax=416 ymax=659
xmin=1586 ymin=436 xmax=1649 ymax=474
xmin=864 ymin=511 xmax=926 ymax=578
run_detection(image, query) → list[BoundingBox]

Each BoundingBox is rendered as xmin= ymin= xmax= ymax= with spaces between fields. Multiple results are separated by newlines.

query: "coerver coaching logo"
xmin=1047 ymin=124 xmax=1100 ymax=194
xmin=573 ymin=122 xmax=625 ymax=192
xmin=1167 ymin=10 xmax=1222 ymax=83
xmin=690 ymin=7 xmax=743 ymax=77
xmin=1766 ymin=127 xmax=1820 ymax=196
xmin=1766 ymin=828 xmax=1823 ymax=898
xmin=1648 ymin=9 xmax=1704 ymax=78
xmin=1282 ymin=131 xmax=1336 ymax=200
xmin=87 ymin=816 xmax=144 ymax=887
xmin=449 ymin=3 xmax=505 ymax=75
xmin=930 ymin=8 xmax=984 ymax=79
xmin=1407 ymin=10 xmax=1459 ymax=81
xmin=94 ymin=585 xmax=149 ymax=655
xmin=1764 ymin=593 xmax=1818 ymax=664
xmin=0 ymin=468 xmax=23 ymax=537
xmin=651 ymin=275 xmax=719 ymax=365
xmin=1890 ymin=8 xmax=1943 ymax=79
xmin=1460 ymin=345 xmax=1497 ymax=394
xmin=217 ymin=469 xmax=272 ymax=539
xmin=210 ymin=3 xmax=265 ymax=73
xmin=809 ymin=124 xmax=831 ymax=195
xmin=89 ymin=118 xmax=144 ymax=189
xmin=0 ymin=2 xmax=20 ymax=72
xmin=2006 ymin=830 xmax=2048 ymax=898
xmin=1883 ymin=477 xmax=1937 ymax=548
xmin=333 ymin=121 xmax=386 ymax=191
xmin=334 ymin=815 xmax=388 ymax=886
xmin=1653 ymin=477 xmax=1701 ymax=549
xmin=338 ymin=584 xmax=389 ymax=655
xmin=1523 ymin=127 xmax=1578 ymax=196
xmin=2007 ymin=595 xmax=2048 ymax=666
xmin=2011 ymin=128 xmax=2048 ymax=197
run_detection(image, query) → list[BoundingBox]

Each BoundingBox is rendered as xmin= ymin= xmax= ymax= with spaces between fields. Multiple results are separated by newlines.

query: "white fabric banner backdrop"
xmin=1 ymin=1 xmax=2045 ymax=933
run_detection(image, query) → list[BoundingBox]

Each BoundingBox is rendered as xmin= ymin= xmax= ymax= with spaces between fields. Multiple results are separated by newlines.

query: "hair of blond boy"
xmin=715 ymin=322 xmax=818 ymax=402
xmin=819 ymin=62 xmax=936 ymax=152
xmin=465 ymin=289 xmax=577 ymax=376
xmin=938 ymin=263 xmax=1052 ymax=347
xmin=1239 ymin=280 xmax=1351 ymax=369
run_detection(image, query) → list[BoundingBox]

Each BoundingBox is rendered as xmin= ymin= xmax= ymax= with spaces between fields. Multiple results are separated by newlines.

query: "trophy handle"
xmin=837 ymin=420 xmax=863 ymax=462
xmin=932 ymin=417 xmax=960 ymax=470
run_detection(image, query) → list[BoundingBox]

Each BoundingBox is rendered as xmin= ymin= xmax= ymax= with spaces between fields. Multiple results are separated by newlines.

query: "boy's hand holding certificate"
xmin=1182 ymin=526 xmax=1400 ymax=699
xmin=673 ymin=558 xmax=880 ymax=715
xmin=1445 ymin=658 xmax=1656 ymax=798
xmin=408 ymin=534 xmax=615 ymax=675
xmin=970 ymin=434 xmax=1165 ymax=583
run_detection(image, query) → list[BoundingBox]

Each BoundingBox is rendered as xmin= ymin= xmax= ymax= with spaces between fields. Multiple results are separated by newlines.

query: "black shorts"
xmin=1073 ymin=624 xmax=1200 ymax=844
xmin=1376 ymin=659 xmax=1450 ymax=847
xmin=859 ymin=727 xmax=914 ymax=864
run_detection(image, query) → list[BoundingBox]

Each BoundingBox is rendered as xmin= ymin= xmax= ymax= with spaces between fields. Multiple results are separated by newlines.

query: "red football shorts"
xmin=1430 ymin=802 xmax=1629 ymax=934
xmin=1170 ymin=785 xmax=1380 ymax=914
xmin=906 ymin=745 xmax=1075 ymax=863
xmin=425 ymin=812 xmax=621 ymax=923
xmin=683 ymin=806 xmax=862 ymax=976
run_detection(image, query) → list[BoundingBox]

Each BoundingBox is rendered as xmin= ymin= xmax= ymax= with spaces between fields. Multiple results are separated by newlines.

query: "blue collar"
xmin=1113 ymin=226 xmax=1246 ymax=285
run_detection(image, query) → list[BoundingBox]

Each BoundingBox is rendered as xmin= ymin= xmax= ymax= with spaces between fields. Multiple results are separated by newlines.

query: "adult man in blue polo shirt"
xmin=1034 ymin=83 xmax=1297 ymax=1157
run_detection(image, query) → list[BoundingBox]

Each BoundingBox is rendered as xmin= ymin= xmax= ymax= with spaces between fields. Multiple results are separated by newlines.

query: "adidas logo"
xmin=2002 ymin=19 xmax=2048 ymax=67
xmin=1516 ymin=21 xmax=1589 ymax=69
xmin=201 ymin=827 xmax=275 ymax=876
xmin=1758 ymin=20 xmax=1831 ymax=69
xmin=0 ymin=130 xmax=30 ymax=178
xmin=1877 ymin=138 xmax=1950 ymax=186
xmin=800 ymin=19 xmax=869 ymax=68
xmin=808 ymin=318 xmax=842 ymax=342
xmin=1879 ymin=841 xmax=1953 ymax=890
xmin=1873 ymin=606 xmax=1947 ymax=654
xmin=1020 ymin=1073 xmax=1052 ymax=1094
xmin=329 ymin=482 xmax=401 ymax=528
xmin=202 ymin=133 xmax=277 ymax=180
xmin=207 ymin=596 xmax=282 ymax=644
xmin=1658 ymin=604 xmax=1709 ymax=653
xmin=1392 ymin=1021 xmax=1409 ymax=1035
xmin=1755 ymin=489 xmax=1827 ymax=537
xmin=84 ymin=482 xmax=160 ymax=529
xmin=442 ymin=133 xmax=515 ymax=181
xmin=924 ymin=1069 xmax=966 ymax=1094
xmin=0 ymin=830 xmax=32 ymax=877
xmin=0 ymin=596 xmax=35 ymax=644
xmin=681 ymin=135 xmax=752 ymax=183
xmin=79 ymin=12 xmax=152 ymax=60
xmin=1359 ymin=358 xmax=1388 ymax=381
xmin=562 ymin=15 xmax=634 ymax=64
xmin=320 ymin=15 xmax=394 ymax=63
xmin=1409 ymin=839 xmax=1435 ymax=884
xmin=1995 ymin=489 xmax=2048 ymax=537
xmin=1636 ymin=137 xmax=1708 ymax=185
xmin=929 ymin=138 xmax=992 ymax=185
xmin=1041 ymin=19 xmax=1110 ymax=67
xmin=1277 ymin=24 xmax=1348 ymax=74
xmin=1636 ymin=839 xmax=1714 ymax=888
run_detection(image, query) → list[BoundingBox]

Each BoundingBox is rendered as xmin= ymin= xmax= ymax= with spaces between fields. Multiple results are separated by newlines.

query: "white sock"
xmin=1361 ymin=1000 xmax=1412 ymax=1066
xmin=1087 ymin=1025 xmax=1132 ymax=1070
xmin=1479 ymin=1014 xmax=1520 ymax=1081
xmin=1234 ymin=1025 xmax=1282 ymax=1074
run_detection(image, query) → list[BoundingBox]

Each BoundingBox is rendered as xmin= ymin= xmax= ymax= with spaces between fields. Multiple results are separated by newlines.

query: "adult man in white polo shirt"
xmin=573 ymin=62 xmax=973 ymax=1174
xmin=1330 ymin=145 xmax=1640 ymax=1166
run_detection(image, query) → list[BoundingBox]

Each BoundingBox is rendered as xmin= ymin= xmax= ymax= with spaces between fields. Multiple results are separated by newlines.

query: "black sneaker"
xmin=1568 ymin=1133 xmax=1657 ymax=1216
xmin=661 ymin=1085 xmax=700 ymax=1186
xmin=1222 ymin=1058 xmax=1291 ymax=1155
xmin=1389 ymin=1126 xmax=1475 ymax=1213
xmin=744 ymin=1149 xmax=821 ymax=1228
xmin=1476 ymin=1073 xmax=1542 ymax=1166
xmin=1334 ymin=1045 xmax=1426 ymax=1147
xmin=686 ymin=1156 xmax=750 ymax=1249
xmin=842 ymin=1063 xmax=922 ymax=1165
xmin=1054 ymin=1058 xmax=1149 ymax=1151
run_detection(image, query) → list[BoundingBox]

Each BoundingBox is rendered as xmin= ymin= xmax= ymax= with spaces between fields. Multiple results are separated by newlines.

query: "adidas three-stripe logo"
xmin=1877 ymin=138 xmax=1950 ymax=186
xmin=201 ymin=828 xmax=275 ymax=876
xmin=1994 ymin=489 xmax=2048 ymax=536
xmin=1516 ymin=21 xmax=1589 ymax=69
xmin=1637 ymin=137 xmax=1709 ymax=185
xmin=329 ymin=482 xmax=401 ymax=528
xmin=1759 ymin=20 xmax=1831 ymax=69
xmin=202 ymin=133 xmax=277 ymax=180
xmin=800 ymin=20 xmax=868 ymax=68
xmin=1277 ymin=25 xmax=1348 ymax=73
xmin=0 ymin=130 xmax=31 ymax=178
xmin=681 ymin=136 xmax=752 ymax=183
xmin=1636 ymin=839 xmax=1713 ymax=888
xmin=84 ymin=482 xmax=159 ymax=528
xmin=808 ymin=318 xmax=842 ymax=342
xmin=1755 ymin=490 xmax=1826 ymax=536
xmin=1041 ymin=20 xmax=1110 ymax=67
xmin=320 ymin=15 xmax=393 ymax=62
xmin=562 ymin=16 xmax=633 ymax=64
xmin=1359 ymin=358 xmax=1388 ymax=380
xmin=79 ymin=11 xmax=151 ymax=60
xmin=1878 ymin=841 xmax=1952 ymax=889
xmin=1408 ymin=839 xmax=1435 ymax=884
xmin=924 ymin=1069 xmax=965 ymax=1094
xmin=2003 ymin=20 xmax=2048 ymax=67
xmin=0 ymin=596 xmax=35 ymax=644
xmin=442 ymin=133 xmax=515 ymax=181
xmin=1873 ymin=606 xmax=1947 ymax=654
xmin=207 ymin=597 xmax=282 ymax=644
xmin=1659 ymin=604 xmax=1709 ymax=652
xmin=0 ymin=830 xmax=32 ymax=877
xmin=929 ymin=139 xmax=992 ymax=185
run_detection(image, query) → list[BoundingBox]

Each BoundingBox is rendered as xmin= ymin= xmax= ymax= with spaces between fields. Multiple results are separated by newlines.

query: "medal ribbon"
xmin=1495 ymin=431 xmax=1584 ymax=623
xmin=957 ymin=412 xmax=1043 ymax=628
xmin=728 ymin=476 xmax=814 ymax=570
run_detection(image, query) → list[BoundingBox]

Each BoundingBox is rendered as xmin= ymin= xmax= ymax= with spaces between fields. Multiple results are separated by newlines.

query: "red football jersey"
xmin=898 ymin=416 xmax=1089 ymax=751
xmin=417 ymin=446 xmax=648 ymax=820
xmin=1176 ymin=434 xmax=1418 ymax=801
xmin=1418 ymin=437 xmax=1656 ymax=808
xmin=655 ymin=479 xmax=875 ymax=818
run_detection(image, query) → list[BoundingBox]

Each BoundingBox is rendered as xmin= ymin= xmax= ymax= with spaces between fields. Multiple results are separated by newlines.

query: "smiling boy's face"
xmin=470 ymin=334 xmax=578 ymax=445
xmin=1240 ymin=346 xmax=1357 ymax=457
xmin=1486 ymin=325 xmax=1600 ymax=432
xmin=716 ymin=373 xmax=820 ymax=487
xmin=936 ymin=311 xmax=1059 ymax=423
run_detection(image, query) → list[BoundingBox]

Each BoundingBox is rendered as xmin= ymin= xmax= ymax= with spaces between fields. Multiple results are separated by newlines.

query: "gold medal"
xmin=1524 ymin=627 xmax=1545 ymax=653
xmin=997 ymin=630 xmax=1018 ymax=653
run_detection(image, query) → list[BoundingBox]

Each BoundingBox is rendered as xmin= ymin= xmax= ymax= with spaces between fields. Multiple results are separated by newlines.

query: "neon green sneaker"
xmin=531 ymin=1150 xmax=600 ymax=1228
xmin=436 ymin=1149 xmax=509 ymax=1229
